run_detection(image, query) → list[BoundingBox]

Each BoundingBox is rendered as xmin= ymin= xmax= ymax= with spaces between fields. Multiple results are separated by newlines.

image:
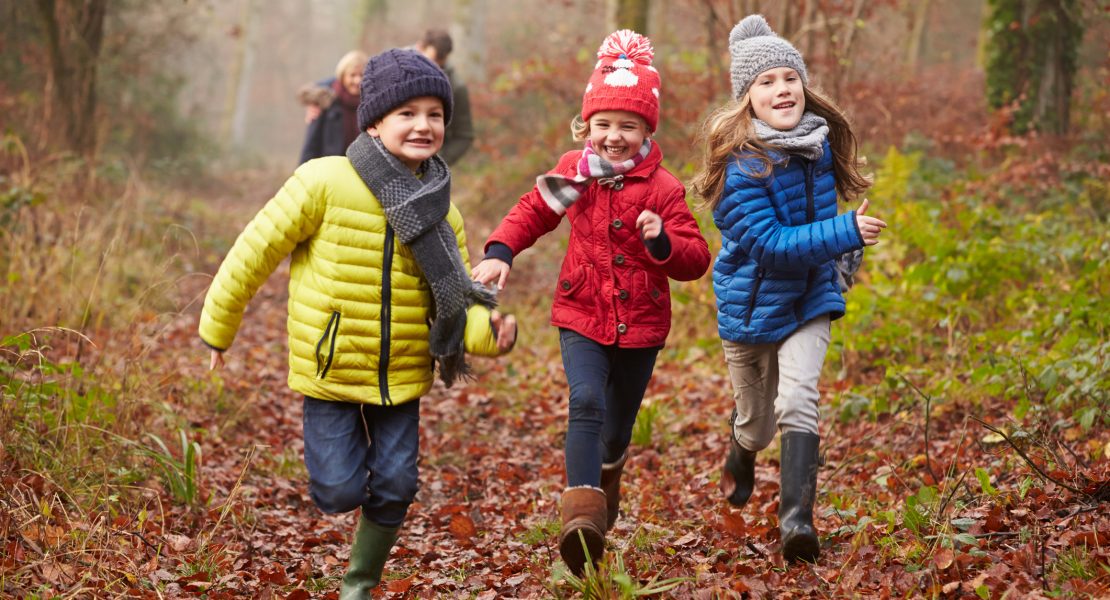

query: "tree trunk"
xmin=984 ymin=0 xmax=1082 ymax=134
xmin=904 ymin=0 xmax=930 ymax=71
xmin=33 ymin=0 xmax=107 ymax=156
xmin=222 ymin=0 xmax=254 ymax=144
xmin=607 ymin=0 xmax=651 ymax=34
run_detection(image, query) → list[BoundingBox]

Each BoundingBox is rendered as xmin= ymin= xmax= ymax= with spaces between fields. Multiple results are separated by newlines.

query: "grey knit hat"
xmin=728 ymin=14 xmax=808 ymax=100
xmin=357 ymin=48 xmax=453 ymax=131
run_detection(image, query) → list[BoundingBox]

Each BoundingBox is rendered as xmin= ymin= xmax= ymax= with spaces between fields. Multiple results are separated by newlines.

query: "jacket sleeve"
xmin=299 ymin=116 xmax=325 ymax=165
xmin=647 ymin=184 xmax=711 ymax=281
xmin=440 ymin=82 xmax=475 ymax=165
xmin=448 ymin=205 xmax=508 ymax=357
xmin=715 ymin=167 xmax=862 ymax=270
xmin=199 ymin=166 xmax=324 ymax=350
xmin=484 ymin=152 xmax=577 ymax=257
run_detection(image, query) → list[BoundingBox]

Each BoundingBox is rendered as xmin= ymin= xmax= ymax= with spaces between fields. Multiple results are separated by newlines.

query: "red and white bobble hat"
xmin=581 ymin=29 xmax=660 ymax=132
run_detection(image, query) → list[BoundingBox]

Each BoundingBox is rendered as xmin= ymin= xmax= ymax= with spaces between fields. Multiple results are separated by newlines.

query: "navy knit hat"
xmin=357 ymin=48 xmax=454 ymax=131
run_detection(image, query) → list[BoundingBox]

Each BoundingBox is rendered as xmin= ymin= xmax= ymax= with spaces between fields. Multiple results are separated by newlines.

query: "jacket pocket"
xmin=556 ymin=265 xmax=595 ymax=313
xmin=745 ymin=268 xmax=765 ymax=328
xmin=314 ymin=310 xmax=341 ymax=379
xmin=632 ymin=270 xmax=668 ymax=325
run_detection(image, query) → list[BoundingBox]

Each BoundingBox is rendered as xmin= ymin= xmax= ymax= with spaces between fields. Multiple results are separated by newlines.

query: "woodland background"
xmin=1 ymin=0 xmax=1108 ymax=598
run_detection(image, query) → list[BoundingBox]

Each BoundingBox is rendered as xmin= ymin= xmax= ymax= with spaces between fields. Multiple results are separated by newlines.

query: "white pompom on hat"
xmin=581 ymin=29 xmax=661 ymax=131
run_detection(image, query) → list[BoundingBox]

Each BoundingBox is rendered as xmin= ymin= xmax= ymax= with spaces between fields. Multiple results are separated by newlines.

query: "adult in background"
xmin=297 ymin=50 xmax=368 ymax=164
xmin=414 ymin=28 xmax=475 ymax=165
xmin=300 ymin=29 xmax=475 ymax=166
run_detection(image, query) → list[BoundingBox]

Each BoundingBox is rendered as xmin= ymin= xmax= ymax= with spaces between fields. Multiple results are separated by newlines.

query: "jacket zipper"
xmin=804 ymin=160 xmax=816 ymax=223
xmin=745 ymin=268 xmax=765 ymax=327
xmin=799 ymin=160 xmax=816 ymax=322
xmin=378 ymin=224 xmax=395 ymax=405
xmin=315 ymin=311 xmax=340 ymax=378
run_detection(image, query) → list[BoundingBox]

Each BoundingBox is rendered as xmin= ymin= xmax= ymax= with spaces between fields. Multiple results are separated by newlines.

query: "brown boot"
xmin=599 ymin=452 xmax=627 ymax=531
xmin=558 ymin=486 xmax=607 ymax=576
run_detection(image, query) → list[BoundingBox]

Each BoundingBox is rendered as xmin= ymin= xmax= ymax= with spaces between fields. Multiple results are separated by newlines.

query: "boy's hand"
xmin=855 ymin=199 xmax=887 ymax=246
xmin=209 ymin=350 xmax=225 ymax=370
xmin=490 ymin=310 xmax=517 ymax=353
xmin=305 ymin=105 xmax=322 ymax=124
xmin=471 ymin=258 xmax=511 ymax=290
xmin=636 ymin=210 xmax=663 ymax=240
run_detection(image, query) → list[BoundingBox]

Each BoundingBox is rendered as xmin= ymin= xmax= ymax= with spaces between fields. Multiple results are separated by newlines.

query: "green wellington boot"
xmin=339 ymin=515 xmax=399 ymax=599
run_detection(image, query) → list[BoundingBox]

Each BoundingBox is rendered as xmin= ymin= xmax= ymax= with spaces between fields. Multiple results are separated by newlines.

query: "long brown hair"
xmin=692 ymin=87 xmax=872 ymax=212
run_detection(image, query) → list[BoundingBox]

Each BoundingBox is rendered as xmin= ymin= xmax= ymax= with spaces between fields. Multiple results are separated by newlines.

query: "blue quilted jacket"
xmin=712 ymin=141 xmax=863 ymax=344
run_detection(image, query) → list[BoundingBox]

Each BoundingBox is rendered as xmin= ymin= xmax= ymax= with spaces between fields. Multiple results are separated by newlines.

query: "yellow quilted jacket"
xmin=199 ymin=156 xmax=500 ymax=405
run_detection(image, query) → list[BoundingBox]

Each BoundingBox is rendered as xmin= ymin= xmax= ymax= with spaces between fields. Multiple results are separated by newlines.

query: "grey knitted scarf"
xmin=346 ymin=133 xmax=496 ymax=387
xmin=753 ymin=111 xmax=828 ymax=161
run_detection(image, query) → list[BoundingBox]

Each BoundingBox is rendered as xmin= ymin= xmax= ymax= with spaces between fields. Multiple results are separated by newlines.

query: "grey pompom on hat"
xmin=357 ymin=48 xmax=454 ymax=131
xmin=729 ymin=14 xmax=808 ymax=100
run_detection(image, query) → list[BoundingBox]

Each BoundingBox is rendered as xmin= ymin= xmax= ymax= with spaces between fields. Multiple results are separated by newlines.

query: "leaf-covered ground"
xmin=101 ymin=249 xmax=1107 ymax=598
xmin=2 ymin=171 xmax=1107 ymax=599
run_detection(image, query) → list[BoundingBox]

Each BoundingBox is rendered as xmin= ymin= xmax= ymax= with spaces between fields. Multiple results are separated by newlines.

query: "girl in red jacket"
xmin=471 ymin=30 xmax=711 ymax=575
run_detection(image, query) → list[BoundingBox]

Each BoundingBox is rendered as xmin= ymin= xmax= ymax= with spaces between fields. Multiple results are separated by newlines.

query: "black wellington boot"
xmin=779 ymin=431 xmax=821 ymax=563
xmin=721 ymin=409 xmax=758 ymax=507
xmin=721 ymin=437 xmax=758 ymax=507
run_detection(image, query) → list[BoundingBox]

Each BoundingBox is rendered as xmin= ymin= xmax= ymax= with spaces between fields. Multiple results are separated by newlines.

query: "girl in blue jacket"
xmin=692 ymin=15 xmax=887 ymax=563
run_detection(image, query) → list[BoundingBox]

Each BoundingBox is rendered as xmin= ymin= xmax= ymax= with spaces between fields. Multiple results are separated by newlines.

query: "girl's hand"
xmin=490 ymin=310 xmax=518 ymax=352
xmin=209 ymin=350 xmax=225 ymax=370
xmin=471 ymin=258 xmax=511 ymax=290
xmin=636 ymin=210 xmax=663 ymax=240
xmin=855 ymin=199 xmax=888 ymax=246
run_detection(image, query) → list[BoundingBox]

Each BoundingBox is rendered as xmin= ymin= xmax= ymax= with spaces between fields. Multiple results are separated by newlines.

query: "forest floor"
xmin=2 ymin=168 xmax=1107 ymax=600
xmin=135 ymin=213 xmax=1108 ymax=598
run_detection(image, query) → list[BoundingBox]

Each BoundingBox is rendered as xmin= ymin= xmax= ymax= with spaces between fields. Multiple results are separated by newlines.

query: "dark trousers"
xmin=559 ymin=328 xmax=659 ymax=487
xmin=302 ymin=396 xmax=420 ymax=528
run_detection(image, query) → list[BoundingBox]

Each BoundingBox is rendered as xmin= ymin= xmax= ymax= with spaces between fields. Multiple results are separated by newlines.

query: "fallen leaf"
xmin=163 ymin=534 xmax=192 ymax=553
xmin=449 ymin=513 xmax=477 ymax=543
xmin=933 ymin=548 xmax=954 ymax=570
xmin=386 ymin=573 xmax=416 ymax=593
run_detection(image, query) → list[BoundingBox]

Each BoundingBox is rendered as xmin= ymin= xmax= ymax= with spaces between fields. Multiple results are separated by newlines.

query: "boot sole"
xmin=783 ymin=533 xmax=820 ymax=563
xmin=559 ymin=524 xmax=604 ymax=576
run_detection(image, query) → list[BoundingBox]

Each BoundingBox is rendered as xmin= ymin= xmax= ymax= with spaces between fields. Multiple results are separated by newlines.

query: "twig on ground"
xmin=900 ymin=375 xmax=940 ymax=485
xmin=970 ymin=416 xmax=1085 ymax=495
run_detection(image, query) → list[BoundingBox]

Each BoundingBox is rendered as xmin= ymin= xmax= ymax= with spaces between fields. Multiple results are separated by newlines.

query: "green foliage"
xmin=549 ymin=535 xmax=688 ymax=599
xmin=631 ymin=401 xmax=662 ymax=447
xmin=830 ymin=146 xmax=1109 ymax=429
xmin=974 ymin=467 xmax=998 ymax=496
xmin=518 ymin=518 xmax=561 ymax=546
xmin=139 ymin=429 xmax=204 ymax=506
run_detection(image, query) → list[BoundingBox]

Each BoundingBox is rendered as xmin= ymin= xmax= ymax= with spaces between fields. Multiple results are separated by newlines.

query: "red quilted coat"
xmin=486 ymin=142 xmax=710 ymax=347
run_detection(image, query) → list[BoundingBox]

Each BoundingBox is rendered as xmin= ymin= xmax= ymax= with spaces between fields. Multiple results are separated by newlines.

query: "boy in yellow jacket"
xmin=199 ymin=48 xmax=515 ymax=597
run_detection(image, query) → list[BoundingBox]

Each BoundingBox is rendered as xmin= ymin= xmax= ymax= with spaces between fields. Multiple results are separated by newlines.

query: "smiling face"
xmin=342 ymin=64 xmax=364 ymax=96
xmin=747 ymin=67 xmax=806 ymax=131
xmin=367 ymin=96 xmax=446 ymax=171
xmin=587 ymin=110 xmax=649 ymax=163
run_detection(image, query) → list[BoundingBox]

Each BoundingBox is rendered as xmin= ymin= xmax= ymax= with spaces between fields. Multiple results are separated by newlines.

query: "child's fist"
xmin=209 ymin=350 xmax=225 ymax=370
xmin=855 ymin=199 xmax=887 ymax=246
xmin=636 ymin=210 xmax=663 ymax=240
xmin=490 ymin=310 xmax=517 ymax=353
xmin=471 ymin=258 xmax=511 ymax=290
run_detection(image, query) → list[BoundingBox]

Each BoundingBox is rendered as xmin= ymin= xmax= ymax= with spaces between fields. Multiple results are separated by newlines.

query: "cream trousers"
xmin=721 ymin=315 xmax=831 ymax=451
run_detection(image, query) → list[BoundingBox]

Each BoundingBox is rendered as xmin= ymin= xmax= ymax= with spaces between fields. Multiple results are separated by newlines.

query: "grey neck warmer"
xmin=753 ymin=111 xmax=828 ymax=161
xmin=346 ymin=133 xmax=496 ymax=387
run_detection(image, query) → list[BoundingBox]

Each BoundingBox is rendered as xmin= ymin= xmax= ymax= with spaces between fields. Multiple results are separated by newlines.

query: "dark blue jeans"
xmin=302 ymin=396 xmax=420 ymax=528
xmin=559 ymin=329 xmax=660 ymax=487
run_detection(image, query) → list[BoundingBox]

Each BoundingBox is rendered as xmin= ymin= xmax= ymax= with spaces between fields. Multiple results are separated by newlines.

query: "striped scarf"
xmin=537 ymin=139 xmax=652 ymax=215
